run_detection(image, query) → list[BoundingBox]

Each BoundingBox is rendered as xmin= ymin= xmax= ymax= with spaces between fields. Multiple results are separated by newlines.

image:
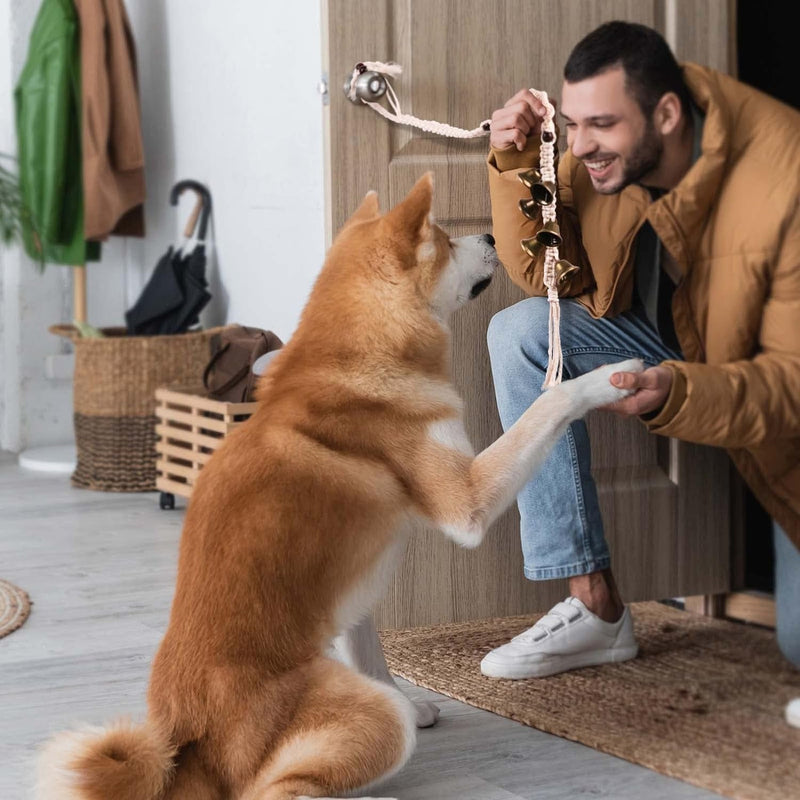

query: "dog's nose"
xmin=482 ymin=233 xmax=495 ymax=247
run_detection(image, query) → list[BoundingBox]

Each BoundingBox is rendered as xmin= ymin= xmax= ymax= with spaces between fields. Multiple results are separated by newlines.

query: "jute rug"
xmin=379 ymin=601 xmax=800 ymax=800
xmin=0 ymin=579 xmax=31 ymax=640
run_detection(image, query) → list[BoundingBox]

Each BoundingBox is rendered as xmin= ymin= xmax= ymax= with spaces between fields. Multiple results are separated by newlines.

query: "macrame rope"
xmin=529 ymin=88 xmax=564 ymax=388
xmin=348 ymin=62 xmax=564 ymax=386
xmin=347 ymin=61 xmax=491 ymax=139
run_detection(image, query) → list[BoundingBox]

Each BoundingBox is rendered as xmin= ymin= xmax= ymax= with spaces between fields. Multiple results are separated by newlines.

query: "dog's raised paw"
xmin=569 ymin=358 xmax=645 ymax=411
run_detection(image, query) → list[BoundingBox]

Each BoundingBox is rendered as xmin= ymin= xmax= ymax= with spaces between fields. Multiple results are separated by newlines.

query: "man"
xmin=483 ymin=20 xmax=800 ymax=725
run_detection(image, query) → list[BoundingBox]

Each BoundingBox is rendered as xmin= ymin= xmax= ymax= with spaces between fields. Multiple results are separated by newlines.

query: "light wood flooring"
xmin=0 ymin=453 xmax=721 ymax=799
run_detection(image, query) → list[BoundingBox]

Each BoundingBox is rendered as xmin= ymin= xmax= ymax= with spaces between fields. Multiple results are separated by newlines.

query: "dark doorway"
xmin=734 ymin=0 xmax=797 ymax=592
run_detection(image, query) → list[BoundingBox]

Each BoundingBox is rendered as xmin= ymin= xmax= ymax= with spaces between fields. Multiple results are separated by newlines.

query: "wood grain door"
xmin=323 ymin=0 xmax=735 ymax=628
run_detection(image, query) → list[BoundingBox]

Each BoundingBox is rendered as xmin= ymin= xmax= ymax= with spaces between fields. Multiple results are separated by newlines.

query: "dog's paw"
xmin=568 ymin=358 xmax=645 ymax=412
xmin=414 ymin=700 xmax=441 ymax=728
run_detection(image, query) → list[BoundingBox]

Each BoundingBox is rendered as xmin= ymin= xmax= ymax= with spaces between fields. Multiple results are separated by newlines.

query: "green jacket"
xmin=14 ymin=0 xmax=99 ymax=265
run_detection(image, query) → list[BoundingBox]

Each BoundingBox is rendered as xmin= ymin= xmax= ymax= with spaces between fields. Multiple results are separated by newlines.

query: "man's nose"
xmin=569 ymin=128 xmax=595 ymax=160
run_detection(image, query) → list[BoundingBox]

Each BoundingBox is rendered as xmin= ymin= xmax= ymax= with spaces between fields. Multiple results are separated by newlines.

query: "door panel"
xmin=326 ymin=0 xmax=733 ymax=628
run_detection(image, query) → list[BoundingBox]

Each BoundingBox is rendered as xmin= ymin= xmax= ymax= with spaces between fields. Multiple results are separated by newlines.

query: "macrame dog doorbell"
xmin=345 ymin=61 xmax=579 ymax=387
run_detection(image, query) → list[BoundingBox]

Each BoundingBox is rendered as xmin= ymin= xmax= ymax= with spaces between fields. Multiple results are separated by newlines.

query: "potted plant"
xmin=0 ymin=152 xmax=43 ymax=269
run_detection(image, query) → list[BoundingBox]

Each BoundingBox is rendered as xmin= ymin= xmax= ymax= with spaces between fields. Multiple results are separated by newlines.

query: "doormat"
xmin=0 ymin=579 xmax=31 ymax=640
xmin=379 ymin=601 xmax=800 ymax=800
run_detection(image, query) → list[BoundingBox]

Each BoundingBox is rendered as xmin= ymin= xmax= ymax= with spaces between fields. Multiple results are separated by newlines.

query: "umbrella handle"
xmin=170 ymin=180 xmax=213 ymax=242
xmin=183 ymin=196 xmax=203 ymax=239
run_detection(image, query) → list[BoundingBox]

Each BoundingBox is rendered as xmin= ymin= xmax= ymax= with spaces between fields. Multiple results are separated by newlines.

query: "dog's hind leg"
xmin=332 ymin=615 xmax=440 ymax=728
xmin=161 ymin=743 xmax=225 ymax=800
xmin=237 ymin=657 xmax=415 ymax=800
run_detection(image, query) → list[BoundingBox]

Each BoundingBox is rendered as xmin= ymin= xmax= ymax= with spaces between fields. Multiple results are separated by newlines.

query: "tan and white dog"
xmin=37 ymin=173 xmax=641 ymax=800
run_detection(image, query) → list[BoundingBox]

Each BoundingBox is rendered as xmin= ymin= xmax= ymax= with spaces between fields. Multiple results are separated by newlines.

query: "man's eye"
xmin=564 ymin=122 xmax=576 ymax=129
xmin=594 ymin=122 xmax=613 ymax=129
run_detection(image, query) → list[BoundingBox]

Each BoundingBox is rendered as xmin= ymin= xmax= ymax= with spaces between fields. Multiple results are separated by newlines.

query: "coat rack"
xmin=73 ymin=264 xmax=87 ymax=323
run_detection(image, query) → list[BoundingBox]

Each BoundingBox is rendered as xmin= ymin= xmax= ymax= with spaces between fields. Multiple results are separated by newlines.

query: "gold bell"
xmin=535 ymin=220 xmax=562 ymax=248
xmin=555 ymin=259 xmax=580 ymax=284
xmin=519 ymin=197 xmax=540 ymax=221
xmin=531 ymin=180 xmax=557 ymax=206
xmin=517 ymin=168 xmax=542 ymax=189
xmin=520 ymin=237 xmax=545 ymax=259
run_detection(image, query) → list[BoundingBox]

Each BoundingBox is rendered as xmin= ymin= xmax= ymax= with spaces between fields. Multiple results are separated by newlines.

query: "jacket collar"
xmin=622 ymin=63 xmax=732 ymax=271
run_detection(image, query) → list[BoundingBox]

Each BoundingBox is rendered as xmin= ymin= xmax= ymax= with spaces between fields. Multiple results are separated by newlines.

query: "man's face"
xmin=560 ymin=66 xmax=662 ymax=194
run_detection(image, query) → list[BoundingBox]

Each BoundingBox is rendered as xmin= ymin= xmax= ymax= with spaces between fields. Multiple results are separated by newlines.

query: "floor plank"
xmin=0 ymin=457 xmax=720 ymax=799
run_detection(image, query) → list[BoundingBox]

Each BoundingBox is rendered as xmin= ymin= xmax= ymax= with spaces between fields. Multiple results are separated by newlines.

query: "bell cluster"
xmin=517 ymin=168 xmax=580 ymax=286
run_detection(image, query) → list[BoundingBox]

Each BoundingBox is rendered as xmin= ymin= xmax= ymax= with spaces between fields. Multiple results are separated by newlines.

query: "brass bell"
xmin=555 ymin=259 xmax=580 ymax=284
xmin=517 ymin=168 xmax=542 ymax=189
xmin=519 ymin=197 xmax=540 ymax=221
xmin=531 ymin=180 xmax=557 ymax=207
xmin=520 ymin=237 xmax=545 ymax=259
xmin=535 ymin=220 xmax=562 ymax=248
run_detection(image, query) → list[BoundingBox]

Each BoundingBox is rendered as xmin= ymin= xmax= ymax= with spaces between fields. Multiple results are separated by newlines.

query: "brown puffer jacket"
xmin=488 ymin=63 xmax=800 ymax=549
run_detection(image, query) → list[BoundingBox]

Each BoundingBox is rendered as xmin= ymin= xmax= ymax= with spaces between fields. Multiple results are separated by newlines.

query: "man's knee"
xmin=487 ymin=297 xmax=550 ymax=365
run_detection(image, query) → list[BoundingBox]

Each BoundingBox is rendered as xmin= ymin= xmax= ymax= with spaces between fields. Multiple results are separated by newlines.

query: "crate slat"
xmin=156 ymin=441 xmax=213 ymax=466
xmin=155 ymin=424 xmax=224 ymax=452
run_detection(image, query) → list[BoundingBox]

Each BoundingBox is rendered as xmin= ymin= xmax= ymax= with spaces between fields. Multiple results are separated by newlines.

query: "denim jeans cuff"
xmin=523 ymin=556 xmax=611 ymax=581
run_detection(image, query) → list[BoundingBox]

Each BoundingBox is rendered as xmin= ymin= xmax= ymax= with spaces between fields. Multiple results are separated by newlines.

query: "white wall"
xmin=0 ymin=0 xmax=326 ymax=451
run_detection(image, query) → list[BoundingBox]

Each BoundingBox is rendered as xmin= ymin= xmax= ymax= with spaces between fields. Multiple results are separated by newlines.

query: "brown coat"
xmin=488 ymin=63 xmax=800 ymax=548
xmin=74 ymin=0 xmax=145 ymax=240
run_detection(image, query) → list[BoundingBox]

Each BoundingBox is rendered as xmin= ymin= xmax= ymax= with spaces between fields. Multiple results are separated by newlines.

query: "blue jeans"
xmin=775 ymin=522 xmax=800 ymax=668
xmin=487 ymin=296 xmax=800 ymax=668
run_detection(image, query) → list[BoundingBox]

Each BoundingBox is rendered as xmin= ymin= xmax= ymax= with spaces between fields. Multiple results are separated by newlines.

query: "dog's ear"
xmin=385 ymin=172 xmax=434 ymax=243
xmin=344 ymin=190 xmax=381 ymax=228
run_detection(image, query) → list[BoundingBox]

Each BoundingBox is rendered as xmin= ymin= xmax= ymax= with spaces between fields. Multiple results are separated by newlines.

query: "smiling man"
xmin=482 ymin=21 xmax=800 ymax=723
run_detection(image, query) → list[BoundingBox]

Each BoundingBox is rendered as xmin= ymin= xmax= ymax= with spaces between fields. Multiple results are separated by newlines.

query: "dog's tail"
xmin=35 ymin=717 xmax=176 ymax=800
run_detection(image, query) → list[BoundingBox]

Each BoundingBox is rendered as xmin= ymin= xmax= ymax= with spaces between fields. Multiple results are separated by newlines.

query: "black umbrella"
xmin=125 ymin=180 xmax=213 ymax=335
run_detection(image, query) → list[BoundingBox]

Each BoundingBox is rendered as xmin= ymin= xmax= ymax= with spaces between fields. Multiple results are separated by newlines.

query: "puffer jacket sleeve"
xmin=644 ymin=206 xmax=800 ymax=447
xmin=487 ymin=139 xmax=593 ymax=297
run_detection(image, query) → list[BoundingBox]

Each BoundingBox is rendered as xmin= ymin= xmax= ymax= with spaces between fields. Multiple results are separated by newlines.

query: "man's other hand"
xmin=600 ymin=365 xmax=673 ymax=417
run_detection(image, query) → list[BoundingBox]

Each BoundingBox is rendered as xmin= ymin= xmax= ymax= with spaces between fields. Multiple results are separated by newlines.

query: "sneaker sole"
xmin=480 ymin=643 xmax=639 ymax=680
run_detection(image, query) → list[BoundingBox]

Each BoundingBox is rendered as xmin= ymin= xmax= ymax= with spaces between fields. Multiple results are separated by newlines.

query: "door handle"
xmin=343 ymin=66 xmax=387 ymax=103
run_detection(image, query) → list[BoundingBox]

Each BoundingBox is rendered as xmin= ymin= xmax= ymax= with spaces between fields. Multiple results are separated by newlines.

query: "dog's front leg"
xmin=331 ymin=617 xmax=440 ymax=728
xmin=420 ymin=359 xmax=643 ymax=548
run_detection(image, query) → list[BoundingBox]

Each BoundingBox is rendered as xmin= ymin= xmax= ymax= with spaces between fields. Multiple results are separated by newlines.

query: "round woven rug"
xmin=0 ymin=580 xmax=31 ymax=639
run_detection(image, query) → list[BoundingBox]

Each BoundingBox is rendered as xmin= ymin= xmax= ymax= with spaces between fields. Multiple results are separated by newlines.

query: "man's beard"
xmin=595 ymin=119 xmax=663 ymax=195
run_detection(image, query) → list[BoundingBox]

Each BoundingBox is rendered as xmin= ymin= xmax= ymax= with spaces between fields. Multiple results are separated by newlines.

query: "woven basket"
xmin=51 ymin=324 xmax=225 ymax=492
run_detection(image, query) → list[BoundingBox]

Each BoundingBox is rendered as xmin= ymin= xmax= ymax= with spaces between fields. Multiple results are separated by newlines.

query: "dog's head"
xmin=332 ymin=172 xmax=499 ymax=322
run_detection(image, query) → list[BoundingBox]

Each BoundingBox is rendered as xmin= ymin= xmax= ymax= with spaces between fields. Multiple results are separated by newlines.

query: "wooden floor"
xmin=0 ymin=453 xmax=720 ymax=799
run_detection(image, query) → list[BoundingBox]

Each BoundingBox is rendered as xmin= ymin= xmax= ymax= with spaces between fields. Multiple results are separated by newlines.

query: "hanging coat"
xmin=73 ymin=0 xmax=146 ymax=241
xmin=14 ymin=0 xmax=100 ymax=265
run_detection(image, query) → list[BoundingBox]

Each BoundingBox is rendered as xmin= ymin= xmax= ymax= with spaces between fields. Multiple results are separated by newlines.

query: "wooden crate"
xmin=155 ymin=385 xmax=258 ymax=501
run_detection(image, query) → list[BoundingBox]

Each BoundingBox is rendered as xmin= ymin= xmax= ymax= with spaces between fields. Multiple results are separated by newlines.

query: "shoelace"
xmin=515 ymin=601 xmax=582 ymax=642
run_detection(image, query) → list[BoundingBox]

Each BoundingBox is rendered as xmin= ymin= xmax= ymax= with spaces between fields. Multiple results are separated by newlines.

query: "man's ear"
xmin=654 ymin=91 xmax=683 ymax=136
xmin=344 ymin=190 xmax=381 ymax=228
xmin=384 ymin=172 xmax=434 ymax=242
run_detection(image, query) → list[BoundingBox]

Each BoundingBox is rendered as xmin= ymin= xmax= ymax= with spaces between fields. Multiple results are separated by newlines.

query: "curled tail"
xmin=36 ymin=718 xmax=176 ymax=800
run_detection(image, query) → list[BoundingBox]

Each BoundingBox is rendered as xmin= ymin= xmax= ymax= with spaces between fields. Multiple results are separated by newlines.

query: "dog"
xmin=36 ymin=173 xmax=642 ymax=800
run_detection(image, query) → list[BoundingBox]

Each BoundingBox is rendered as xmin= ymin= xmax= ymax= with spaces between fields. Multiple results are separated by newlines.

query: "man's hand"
xmin=489 ymin=89 xmax=551 ymax=152
xmin=600 ymin=365 xmax=673 ymax=417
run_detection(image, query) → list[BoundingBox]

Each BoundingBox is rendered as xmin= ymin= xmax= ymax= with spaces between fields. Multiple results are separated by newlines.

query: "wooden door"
xmin=324 ymin=0 xmax=735 ymax=629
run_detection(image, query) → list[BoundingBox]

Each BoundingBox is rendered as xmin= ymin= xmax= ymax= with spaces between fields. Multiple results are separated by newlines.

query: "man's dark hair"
xmin=564 ymin=21 xmax=692 ymax=119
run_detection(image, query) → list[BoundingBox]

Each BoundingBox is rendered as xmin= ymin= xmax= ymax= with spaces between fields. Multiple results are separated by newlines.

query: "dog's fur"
xmin=36 ymin=174 xmax=641 ymax=800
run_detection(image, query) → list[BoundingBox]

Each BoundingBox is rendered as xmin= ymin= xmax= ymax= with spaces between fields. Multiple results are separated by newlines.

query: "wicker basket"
xmin=155 ymin=385 xmax=258 ymax=501
xmin=50 ymin=324 xmax=226 ymax=491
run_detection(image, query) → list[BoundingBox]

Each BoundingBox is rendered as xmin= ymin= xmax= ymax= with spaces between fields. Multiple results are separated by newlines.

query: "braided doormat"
xmin=379 ymin=601 xmax=800 ymax=800
xmin=0 ymin=580 xmax=31 ymax=639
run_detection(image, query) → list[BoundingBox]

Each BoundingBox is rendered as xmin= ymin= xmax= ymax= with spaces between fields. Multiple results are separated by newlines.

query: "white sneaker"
xmin=786 ymin=698 xmax=800 ymax=729
xmin=480 ymin=597 xmax=638 ymax=679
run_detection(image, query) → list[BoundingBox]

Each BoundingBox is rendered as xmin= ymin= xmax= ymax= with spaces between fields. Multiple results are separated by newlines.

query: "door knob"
xmin=344 ymin=66 xmax=388 ymax=103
